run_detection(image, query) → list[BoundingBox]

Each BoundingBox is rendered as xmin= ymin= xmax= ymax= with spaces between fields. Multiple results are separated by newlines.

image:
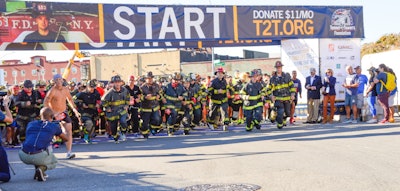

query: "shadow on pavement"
xmin=1 ymin=120 xmax=399 ymax=191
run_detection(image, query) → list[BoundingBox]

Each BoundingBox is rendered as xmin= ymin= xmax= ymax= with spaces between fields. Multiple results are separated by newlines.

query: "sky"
xmin=1 ymin=0 xmax=399 ymax=62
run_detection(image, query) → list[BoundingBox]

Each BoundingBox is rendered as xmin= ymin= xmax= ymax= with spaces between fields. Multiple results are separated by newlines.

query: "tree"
xmin=361 ymin=33 xmax=400 ymax=57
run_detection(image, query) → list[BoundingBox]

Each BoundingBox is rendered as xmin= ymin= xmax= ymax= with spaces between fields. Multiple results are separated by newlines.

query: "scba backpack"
xmin=380 ymin=72 xmax=396 ymax=92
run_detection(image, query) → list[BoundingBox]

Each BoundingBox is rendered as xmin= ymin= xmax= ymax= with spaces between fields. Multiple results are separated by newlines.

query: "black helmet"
xmin=256 ymin=69 xmax=262 ymax=76
xmin=111 ymin=75 xmax=122 ymax=83
xmin=188 ymin=73 xmax=196 ymax=80
xmin=183 ymin=76 xmax=191 ymax=83
xmin=173 ymin=72 xmax=182 ymax=80
xmin=87 ymin=80 xmax=97 ymax=88
xmin=0 ymin=86 xmax=7 ymax=96
xmin=36 ymin=80 xmax=47 ymax=87
xmin=23 ymin=80 xmax=34 ymax=88
xmin=68 ymin=81 xmax=76 ymax=87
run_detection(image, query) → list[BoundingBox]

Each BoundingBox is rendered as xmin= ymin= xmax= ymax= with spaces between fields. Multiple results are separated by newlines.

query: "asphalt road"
xmin=1 ymin=119 xmax=400 ymax=191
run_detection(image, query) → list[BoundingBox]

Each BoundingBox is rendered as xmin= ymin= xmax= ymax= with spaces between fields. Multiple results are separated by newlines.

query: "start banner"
xmin=0 ymin=39 xmax=281 ymax=50
xmin=0 ymin=1 xmax=364 ymax=45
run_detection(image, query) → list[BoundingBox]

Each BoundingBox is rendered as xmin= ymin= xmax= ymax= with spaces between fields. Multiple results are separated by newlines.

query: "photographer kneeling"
xmin=18 ymin=107 xmax=68 ymax=182
xmin=0 ymin=95 xmax=13 ymax=182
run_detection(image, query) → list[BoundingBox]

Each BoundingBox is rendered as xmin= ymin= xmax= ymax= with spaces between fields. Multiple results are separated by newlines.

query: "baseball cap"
xmin=32 ymin=2 xmax=52 ymax=18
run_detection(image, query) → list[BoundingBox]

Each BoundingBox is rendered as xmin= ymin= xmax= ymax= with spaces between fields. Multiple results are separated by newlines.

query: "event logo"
xmin=326 ymin=56 xmax=334 ymax=60
xmin=328 ymin=43 xmax=334 ymax=52
xmin=330 ymin=9 xmax=356 ymax=36
xmin=337 ymin=45 xmax=353 ymax=51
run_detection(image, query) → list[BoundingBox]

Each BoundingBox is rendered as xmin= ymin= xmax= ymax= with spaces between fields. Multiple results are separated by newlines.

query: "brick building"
xmin=0 ymin=55 xmax=90 ymax=86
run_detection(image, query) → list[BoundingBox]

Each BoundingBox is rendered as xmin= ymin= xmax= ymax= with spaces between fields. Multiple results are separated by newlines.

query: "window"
xmin=60 ymin=68 xmax=65 ymax=75
xmin=52 ymin=68 xmax=57 ymax=74
xmin=3 ymin=71 xmax=6 ymax=77
xmin=71 ymin=67 xmax=77 ymax=74
xmin=12 ymin=70 xmax=17 ymax=77
xmin=40 ymin=69 xmax=45 ymax=75
xmin=81 ymin=64 xmax=89 ymax=80
xmin=21 ymin=70 xmax=26 ymax=76
xmin=32 ymin=69 xmax=38 ymax=76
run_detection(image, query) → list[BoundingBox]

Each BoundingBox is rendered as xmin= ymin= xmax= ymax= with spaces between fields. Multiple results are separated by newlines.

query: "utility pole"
xmin=211 ymin=47 xmax=215 ymax=76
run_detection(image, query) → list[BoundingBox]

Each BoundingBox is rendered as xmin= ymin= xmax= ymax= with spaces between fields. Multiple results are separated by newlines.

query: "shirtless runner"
xmin=44 ymin=74 xmax=81 ymax=159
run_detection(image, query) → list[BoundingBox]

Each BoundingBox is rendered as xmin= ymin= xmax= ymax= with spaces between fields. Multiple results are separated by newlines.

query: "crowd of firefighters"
xmin=0 ymin=60 xmax=299 ymax=145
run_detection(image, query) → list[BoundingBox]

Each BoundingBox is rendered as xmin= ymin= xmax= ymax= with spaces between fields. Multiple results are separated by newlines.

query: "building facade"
xmin=1 ymin=50 xmax=278 ymax=86
xmin=0 ymin=55 xmax=90 ymax=86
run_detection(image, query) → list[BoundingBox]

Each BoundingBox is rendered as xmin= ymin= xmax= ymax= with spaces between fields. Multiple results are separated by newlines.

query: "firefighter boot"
xmin=246 ymin=121 xmax=254 ymax=132
xmin=167 ymin=126 xmax=174 ymax=136
xmin=253 ymin=120 xmax=261 ymax=130
xmin=277 ymin=123 xmax=283 ymax=129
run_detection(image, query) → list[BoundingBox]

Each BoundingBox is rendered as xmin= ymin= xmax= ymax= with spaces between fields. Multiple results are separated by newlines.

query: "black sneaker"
xmin=184 ymin=130 xmax=189 ymax=135
xmin=35 ymin=167 xmax=46 ymax=182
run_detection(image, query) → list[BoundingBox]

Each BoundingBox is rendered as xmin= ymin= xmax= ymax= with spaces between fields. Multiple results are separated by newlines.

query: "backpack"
xmin=380 ymin=72 xmax=396 ymax=92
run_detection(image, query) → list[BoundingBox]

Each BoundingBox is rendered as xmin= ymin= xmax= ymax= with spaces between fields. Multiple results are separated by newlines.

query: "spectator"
xmin=290 ymin=70 xmax=302 ymax=124
xmin=374 ymin=64 xmax=390 ymax=124
xmin=304 ymin=67 xmax=322 ymax=123
xmin=354 ymin=66 xmax=368 ymax=121
xmin=322 ymin=69 xmax=336 ymax=124
xmin=342 ymin=66 xmax=359 ymax=123
xmin=387 ymin=68 xmax=397 ymax=123
xmin=365 ymin=67 xmax=378 ymax=123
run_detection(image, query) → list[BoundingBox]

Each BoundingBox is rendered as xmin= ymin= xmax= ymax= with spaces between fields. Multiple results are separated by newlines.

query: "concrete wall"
xmin=140 ymin=50 xmax=181 ymax=76
xmin=90 ymin=50 xmax=181 ymax=81
xmin=90 ymin=50 xmax=281 ymax=81
xmin=90 ymin=54 xmax=138 ymax=82
xmin=181 ymin=58 xmax=280 ymax=77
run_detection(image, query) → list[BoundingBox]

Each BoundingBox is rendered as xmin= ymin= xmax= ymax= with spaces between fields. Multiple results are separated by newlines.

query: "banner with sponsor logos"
xmin=320 ymin=38 xmax=361 ymax=101
xmin=0 ymin=1 xmax=364 ymax=46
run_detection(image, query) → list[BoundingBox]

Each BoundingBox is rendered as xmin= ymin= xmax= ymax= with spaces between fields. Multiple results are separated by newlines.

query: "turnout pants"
xmin=275 ymin=100 xmax=291 ymax=128
xmin=244 ymin=106 xmax=263 ymax=131
xmin=141 ymin=109 xmax=162 ymax=135
xmin=208 ymin=102 xmax=229 ymax=125
xmin=108 ymin=113 xmax=128 ymax=140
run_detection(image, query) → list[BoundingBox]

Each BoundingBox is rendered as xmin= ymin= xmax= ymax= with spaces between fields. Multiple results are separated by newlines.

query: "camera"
xmin=0 ymin=91 xmax=7 ymax=97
